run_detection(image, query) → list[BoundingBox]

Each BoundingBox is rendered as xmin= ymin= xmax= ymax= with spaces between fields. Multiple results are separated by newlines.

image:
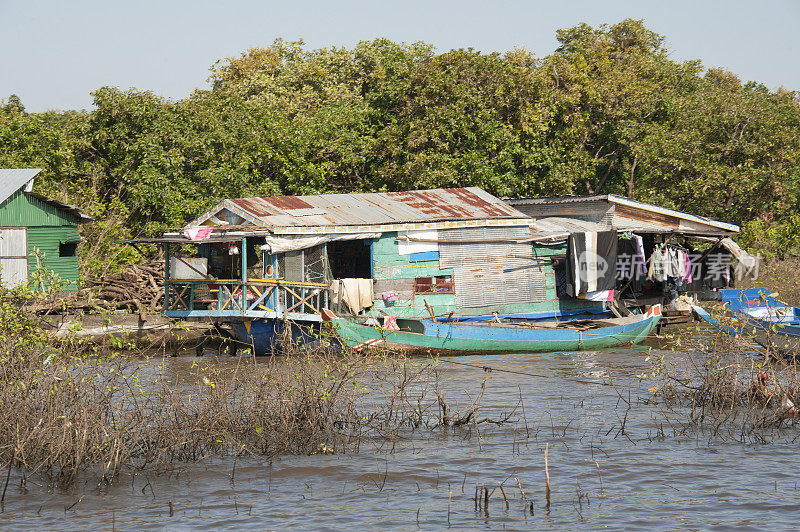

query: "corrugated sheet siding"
xmin=438 ymin=227 xmax=547 ymax=309
xmin=513 ymin=201 xmax=614 ymax=225
xmin=368 ymin=232 xmax=604 ymax=317
xmin=26 ymin=226 xmax=80 ymax=291
xmin=0 ymin=228 xmax=29 ymax=287
xmin=0 ymin=191 xmax=77 ymax=227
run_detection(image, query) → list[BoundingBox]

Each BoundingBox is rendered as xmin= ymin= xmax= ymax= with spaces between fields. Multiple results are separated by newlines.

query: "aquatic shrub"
xmin=0 ymin=331 xmax=513 ymax=489
xmin=643 ymin=317 xmax=800 ymax=443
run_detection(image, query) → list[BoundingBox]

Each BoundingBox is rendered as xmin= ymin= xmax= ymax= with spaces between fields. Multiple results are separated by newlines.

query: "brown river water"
xmin=2 ymin=332 xmax=800 ymax=530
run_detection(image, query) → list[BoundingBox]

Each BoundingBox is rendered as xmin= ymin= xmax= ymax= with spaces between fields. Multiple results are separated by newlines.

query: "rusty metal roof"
xmin=196 ymin=187 xmax=527 ymax=228
xmin=508 ymin=194 xmax=739 ymax=234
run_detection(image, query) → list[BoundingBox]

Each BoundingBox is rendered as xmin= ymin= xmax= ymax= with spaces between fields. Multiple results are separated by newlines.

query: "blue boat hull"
xmin=229 ymin=320 xmax=335 ymax=356
xmin=325 ymin=306 xmax=662 ymax=355
xmin=693 ymin=300 xmax=800 ymax=354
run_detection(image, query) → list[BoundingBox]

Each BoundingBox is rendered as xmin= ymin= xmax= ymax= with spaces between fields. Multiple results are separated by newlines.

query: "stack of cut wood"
xmin=85 ymin=261 xmax=165 ymax=312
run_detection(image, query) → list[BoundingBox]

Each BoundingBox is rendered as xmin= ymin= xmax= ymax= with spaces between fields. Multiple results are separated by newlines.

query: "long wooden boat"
xmin=321 ymin=305 xmax=661 ymax=355
xmin=692 ymin=288 xmax=800 ymax=354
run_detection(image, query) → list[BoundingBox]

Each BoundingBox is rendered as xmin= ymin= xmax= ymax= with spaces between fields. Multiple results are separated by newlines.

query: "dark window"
xmin=328 ymin=240 xmax=371 ymax=279
xmin=59 ymin=241 xmax=78 ymax=257
xmin=552 ymin=257 xmax=567 ymax=297
xmin=414 ymin=276 xmax=454 ymax=295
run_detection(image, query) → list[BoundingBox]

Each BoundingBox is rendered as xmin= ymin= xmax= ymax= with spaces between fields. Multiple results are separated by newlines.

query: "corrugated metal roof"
xmin=27 ymin=192 xmax=94 ymax=223
xmin=0 ymin=169 xmax=93 ymax=223
xmin=509 ymin=195 xmax=610 ymax=206
xmin=607 ymin=195 xmax=739 ymax=233
xmin=200 ymin=187 xmax=527 ymax=228
xmin=508 ymin=194 xmax=739 ymax=234
xmin=530 ymin=217 xmax=611 ymax=241
xmin=0 ymin=168 xmax=40 ymax=205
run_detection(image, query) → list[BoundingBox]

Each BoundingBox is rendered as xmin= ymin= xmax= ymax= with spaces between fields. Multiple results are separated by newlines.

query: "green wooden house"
xmin=0 ymin=169 xmax=93 ymax=291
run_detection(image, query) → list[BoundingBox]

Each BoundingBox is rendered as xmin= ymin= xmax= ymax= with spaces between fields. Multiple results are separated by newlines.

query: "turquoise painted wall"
xmin=371 ymin=232 xmax=455 ymax=318
xmin=370 ymin=232 xmax=603 ymax=318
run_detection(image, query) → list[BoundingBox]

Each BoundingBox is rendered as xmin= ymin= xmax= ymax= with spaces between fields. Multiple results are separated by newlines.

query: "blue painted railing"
xmin=164 ymin=278 xmax=330 ymax=322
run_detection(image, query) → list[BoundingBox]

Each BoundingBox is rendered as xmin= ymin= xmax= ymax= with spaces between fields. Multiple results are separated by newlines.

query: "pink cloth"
xmin=383 ymin=315 xmax=400 ymax=332
xmin=183 ymin=226 xmax=214 ymax=241
xmin=683 ymin=253 xmax=693 ymax=282
xmin=381 ymin=291 xmax=399 ymax=302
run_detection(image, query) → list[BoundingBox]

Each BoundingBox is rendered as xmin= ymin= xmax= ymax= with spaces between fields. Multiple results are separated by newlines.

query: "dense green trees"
xmin=2 ymin=19 xmax=799 ymax=273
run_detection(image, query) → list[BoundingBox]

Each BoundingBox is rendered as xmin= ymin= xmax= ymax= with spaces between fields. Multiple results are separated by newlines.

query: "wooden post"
xmin=164 ymin=243 xmax=170 ymax=309
xmin=272 ymin=253 xmax=282 ymax=317
xmin=424 ymin=299 xmax=436 ymax=320
xmin=241 ymin=237 xmax=247 ymax=312
xmin=545 ymin=442 xmax=551 ymax=508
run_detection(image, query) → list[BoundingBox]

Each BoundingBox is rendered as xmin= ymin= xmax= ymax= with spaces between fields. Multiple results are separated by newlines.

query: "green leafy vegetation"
xmin=2 ymin=19 xmax=799 ymax=277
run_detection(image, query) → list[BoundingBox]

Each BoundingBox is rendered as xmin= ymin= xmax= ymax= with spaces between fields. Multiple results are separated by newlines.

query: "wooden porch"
xmin=164 ymin=278 xmax=330 ymax=321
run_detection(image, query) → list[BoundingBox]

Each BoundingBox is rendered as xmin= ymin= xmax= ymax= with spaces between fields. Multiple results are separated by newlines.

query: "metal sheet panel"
xmin=202 ymin=187 xmax=528 ymax=228
xmin=438 ymin=226 xmax=533 ymax=268
xmin=0 ymin=169 xmax=40 ymax=206
xmin=0 ymin=258 xmax=27 ymax=287
xmin=512 ymin=200 xmax=613 ymax=224
xmin=438 ymin=227 xmax=546 ymax=308
xmin=452 ymin=260 xmax=547 ymax=308
xmin=508 ymin=194 xmax=738 ymax=235
xmin=529 ymin=217 xmax=610 ymax=241
xmin=0 ymin=228 xmax=27 ymax=288
xmin=0 ymin=228 xmax=27 ymax=257
xmin=25 ymin=226 xmax=81 ymax=290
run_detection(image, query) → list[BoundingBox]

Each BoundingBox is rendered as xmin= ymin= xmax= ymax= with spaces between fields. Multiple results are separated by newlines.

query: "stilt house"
xmin=147 ymin=188 xmax=608 ymax=324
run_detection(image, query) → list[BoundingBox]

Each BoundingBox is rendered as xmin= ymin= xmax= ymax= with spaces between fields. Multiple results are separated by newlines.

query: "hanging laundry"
xmin=633 ymin=235 xmax=647 ymax=277
xmin=683 ymin=252 xmax=693 ymax=282
xmin=566 ymin=231 xmax=618 ymax=297
xmin=578 ymin=289 xmax=615 ymax=302
xmin=616 ymin=235 xmax=639 ymax=280
xmin=331 ymin=279 xmax=374 ymax=314
xmin=649 ymin=246 xmax=665 ymax=282
xmin=675 ymin=249 xmax=687 ymax=280
xmin=649 ymin=243 xmax=693 ymax=283
xmin=667 ymin=247 xmax=682 ymax=278
xmin=183 ymin=226 xmax=214 ymax=241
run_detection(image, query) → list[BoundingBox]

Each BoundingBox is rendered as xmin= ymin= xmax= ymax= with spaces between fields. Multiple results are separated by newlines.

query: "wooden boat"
xmin=321 ymin=305 xmax=661 ymax=355
xmin=692 ymin=288 xmax=800 ymax=354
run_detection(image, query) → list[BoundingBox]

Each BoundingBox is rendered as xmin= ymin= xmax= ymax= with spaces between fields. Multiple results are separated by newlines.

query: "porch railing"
xmin=164 ymin=278 xmax=330 ymax=321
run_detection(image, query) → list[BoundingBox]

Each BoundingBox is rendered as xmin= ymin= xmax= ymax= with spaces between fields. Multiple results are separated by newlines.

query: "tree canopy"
xmin=2 ymin=19 xmax=799 ymax=272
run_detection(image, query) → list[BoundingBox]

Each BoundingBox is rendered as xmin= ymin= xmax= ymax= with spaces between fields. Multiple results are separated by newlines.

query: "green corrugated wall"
xmin=26 ymin=227 xmax=80 ymax=291
xmin=0 ymin=190 xmax=75 ymax=226
xmin=0 ymin=190 xmax=82 ymax=291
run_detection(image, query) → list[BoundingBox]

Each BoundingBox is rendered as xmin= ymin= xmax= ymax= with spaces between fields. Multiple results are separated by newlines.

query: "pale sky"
xmin=1 ymin=0 xmax=798 ymax=113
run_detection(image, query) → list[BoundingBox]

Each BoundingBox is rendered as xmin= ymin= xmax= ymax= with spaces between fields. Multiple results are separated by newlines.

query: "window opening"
xmin=59 ymin=241 xmax=78 ymax=257
xmin=414 ymin=275 xmax=454 ymax=295
xmin=327 ymin=240 xmax=371 ymax=279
